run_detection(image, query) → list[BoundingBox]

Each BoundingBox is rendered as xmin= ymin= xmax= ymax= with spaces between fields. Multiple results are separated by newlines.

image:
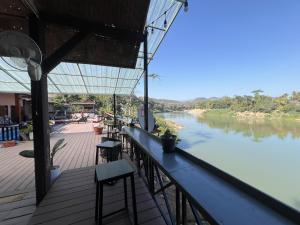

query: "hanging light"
xmin=151 ymin=22 xmax=154 ymax=34
xmin=184 ymin=0 xmax=189 ymax=12
xmin=163 ymin=11 xmax=167 ymax=28
xmin=175 ymin=0 xmax=189 ymax=12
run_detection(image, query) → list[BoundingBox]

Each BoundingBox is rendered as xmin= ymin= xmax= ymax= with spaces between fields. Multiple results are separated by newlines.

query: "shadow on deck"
xmin=27 ymin=166 xmax=166 ymax=225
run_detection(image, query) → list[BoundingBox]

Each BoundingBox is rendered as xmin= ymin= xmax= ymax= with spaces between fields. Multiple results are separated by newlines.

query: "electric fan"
xmin=0 ymin=31 xmax=42 ymax=81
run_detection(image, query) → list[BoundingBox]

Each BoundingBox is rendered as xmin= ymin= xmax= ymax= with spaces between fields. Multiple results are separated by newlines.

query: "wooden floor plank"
xmin=1 ymin=123 xmax=166 ymax=225
xmin=27 ymin=166 xmax=166 ymax=225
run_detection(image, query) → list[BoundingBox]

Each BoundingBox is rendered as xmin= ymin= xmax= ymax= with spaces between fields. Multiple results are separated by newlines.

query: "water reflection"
xmin=159 ymin=111 xmax=300 ymax=212
xmin=197 ymin=114 xmax=300 ymax=142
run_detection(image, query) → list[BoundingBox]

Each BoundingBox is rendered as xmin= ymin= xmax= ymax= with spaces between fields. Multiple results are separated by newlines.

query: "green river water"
xmin=159 ymin=111 xmax=300 ymax=212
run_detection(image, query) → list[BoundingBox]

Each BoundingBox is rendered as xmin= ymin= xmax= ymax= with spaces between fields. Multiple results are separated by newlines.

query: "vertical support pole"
xmin=113 ymin=94 xmax=116 ymax=127
xmin=176 ymin=188 xmax=181 ymax=225
xmin=149 ymin=158 xmax=154 ymax=194
xmin=182 ymin=193 xmax=187 ymax=225
xmin=29 ymin=15 xmax=51 ymax=205
xmin=143 ymin=30 xmax=149 ymax=132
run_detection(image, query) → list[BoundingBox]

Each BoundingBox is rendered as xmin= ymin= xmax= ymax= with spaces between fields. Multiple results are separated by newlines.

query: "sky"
xmin=136 ymin=0 xmax=300 ymax=101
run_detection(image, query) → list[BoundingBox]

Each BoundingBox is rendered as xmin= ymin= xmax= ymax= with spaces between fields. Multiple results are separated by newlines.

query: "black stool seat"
xmin=95 ymin=140 xmax=122 ymax=164
xmin=95 ymin=159 xmax=134 ymax=182
xmin=95 ymin=159 xmax=138 ymax=225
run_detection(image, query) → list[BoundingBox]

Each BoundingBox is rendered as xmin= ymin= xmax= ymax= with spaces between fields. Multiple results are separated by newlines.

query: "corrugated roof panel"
xmin=0 ymin=0 xmax=182 ymax=96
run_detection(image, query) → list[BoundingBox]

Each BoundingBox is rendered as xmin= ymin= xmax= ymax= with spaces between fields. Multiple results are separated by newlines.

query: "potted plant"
xmin=19 ymin=124 xmax=33 ymax=141
xmin=160 ymin=129 xmax=177 ymax=153
xmin=28 ymin=124 xmax=33 ymax=140
xmin=94 ymin=122 xmax=104 ymax=135
xmin=129 ymin=118 xmax=135 ymax=127
xmin=50 ymin=138 xmax=67 ymax=182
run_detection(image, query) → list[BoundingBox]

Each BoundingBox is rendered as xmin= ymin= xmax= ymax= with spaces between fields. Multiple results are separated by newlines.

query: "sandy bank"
xmin=165 ymin=119 xmax=184 ymax=130
xmin=185 ymin=109 xmax=207 ymax=117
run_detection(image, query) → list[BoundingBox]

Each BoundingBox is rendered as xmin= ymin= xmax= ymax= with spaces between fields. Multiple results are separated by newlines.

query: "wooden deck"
xmin=0 ymin=123 xmax=166 ymax=225
xmin=0 ymin=123 xmax=101 ymax=194
xmin=0 ymin=123 xmax=101 ymax=225
xmin=27 ymin=166 xmax=166 ymax=225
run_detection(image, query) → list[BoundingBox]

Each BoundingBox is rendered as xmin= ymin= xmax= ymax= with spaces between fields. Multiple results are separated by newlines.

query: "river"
xmin=159 ymin=111 xmax=300 ymax=212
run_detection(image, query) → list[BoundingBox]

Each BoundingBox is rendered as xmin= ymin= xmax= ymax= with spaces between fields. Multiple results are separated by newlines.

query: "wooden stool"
xmin=95 ymin=159 xmax=138 ymax=225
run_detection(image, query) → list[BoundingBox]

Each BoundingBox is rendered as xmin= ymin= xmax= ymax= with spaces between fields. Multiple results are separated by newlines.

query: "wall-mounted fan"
xmin=0 ymin=31 xmax=42 ymax=81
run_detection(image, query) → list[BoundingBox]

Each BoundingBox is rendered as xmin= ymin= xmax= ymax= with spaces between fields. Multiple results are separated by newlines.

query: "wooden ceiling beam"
xmin=39 ymin=13 xmax=144 ymax=43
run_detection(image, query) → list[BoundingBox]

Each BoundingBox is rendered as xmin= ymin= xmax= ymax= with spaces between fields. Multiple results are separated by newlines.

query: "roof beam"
xmin=4 ymin=70 xmax=139 ymax=81
xmin=54 ymin=83 xmax=132 ymax=89
xmin=77 ymin=64 xmax=89 ymax=94
xmin=41 ymin=31 xmax=90 ymax=76
xmin=40 ymin=13 xmax=144 ymax=43
xmin=114 ymin=68 xmax=121 ymax=94
xmin=0 ymin=65 xmax=31 ymax=91
xmin=47 ymin=76 xmax=62 ymax=93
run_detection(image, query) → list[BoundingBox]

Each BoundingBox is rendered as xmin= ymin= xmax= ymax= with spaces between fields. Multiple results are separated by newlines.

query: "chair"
xmin=96 ymin=137 xmax=122 ymax=164
xmin=95 ymin=159 xmax=138 ymax=225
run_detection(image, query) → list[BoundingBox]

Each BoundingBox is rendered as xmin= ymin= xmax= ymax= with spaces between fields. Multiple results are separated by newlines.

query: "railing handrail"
xmin=124 ymin=126 xmax=300 ymax=225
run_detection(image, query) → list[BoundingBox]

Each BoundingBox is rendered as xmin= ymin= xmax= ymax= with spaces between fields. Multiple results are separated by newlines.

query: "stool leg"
xmin=99 ymin=182 xmax=103 ymax=225
xmin=124 ymin=177 xmax=128 ymax=209
xmin=95 ymin=147 xmax=99 ymax=165
xmin=130 ymin=174 xmax=138 ymax=225
xmin=95 ymin=182 xmax=99 ymax=221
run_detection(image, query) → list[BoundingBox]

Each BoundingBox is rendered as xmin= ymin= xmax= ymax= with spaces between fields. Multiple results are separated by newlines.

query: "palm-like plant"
xmin=50 ymin=138 xmax=67 ymax=169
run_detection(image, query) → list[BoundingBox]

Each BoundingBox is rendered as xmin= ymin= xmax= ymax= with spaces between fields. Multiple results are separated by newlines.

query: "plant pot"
xmin=2 ymin=140 xmax=17 ymax=148
xmin=50 ymin=165 xmax=61 ymax=183
xmin=161 ymin=135 xmax=176 ymax=153
xmin=29 ymin=132 xmax=34 ymax=140
xmin=94 ymin=126 xmax=104 ymax=135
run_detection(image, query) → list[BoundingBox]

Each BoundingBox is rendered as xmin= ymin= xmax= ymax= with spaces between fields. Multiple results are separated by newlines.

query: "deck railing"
xmin=124 ymin=126 xmax=300 ymax=225
xmin=0 ymin=124 xmax=19 ymax=141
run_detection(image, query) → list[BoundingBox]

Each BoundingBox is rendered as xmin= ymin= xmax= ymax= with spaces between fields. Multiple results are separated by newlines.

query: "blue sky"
xmin=136 ymin=0 xmax=300 ymax=100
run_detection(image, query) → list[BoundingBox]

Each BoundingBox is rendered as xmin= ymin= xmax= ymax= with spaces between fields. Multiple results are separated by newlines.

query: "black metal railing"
xmin=124 ymin=127 xmax=300 ymax=225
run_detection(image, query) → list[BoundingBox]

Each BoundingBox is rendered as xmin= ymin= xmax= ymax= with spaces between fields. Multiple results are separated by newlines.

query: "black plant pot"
xmin=161 ymin=135 xmax=176 ymax=153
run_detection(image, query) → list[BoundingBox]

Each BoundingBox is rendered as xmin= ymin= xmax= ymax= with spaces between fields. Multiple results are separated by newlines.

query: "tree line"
xmin=195 ymin=90 xmax=300 ymax=114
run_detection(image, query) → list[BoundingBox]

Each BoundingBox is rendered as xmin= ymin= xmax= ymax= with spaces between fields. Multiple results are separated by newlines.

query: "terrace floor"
xmin=0 ymin=123 xmax=166 ymax=225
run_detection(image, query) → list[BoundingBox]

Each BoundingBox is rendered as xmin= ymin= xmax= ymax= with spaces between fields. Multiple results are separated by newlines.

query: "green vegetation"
xmin=50 ymin=138 xmax=67 ymax=168
xmin=51 ymin=94 xmax=141 ymax=117
xmin=194 ymin=90 xmax=300 ymax=120
xmin=155 ymin=116 xmax=177 ymax=135
xmin=197 ymin=112 xmax=300 ymax=142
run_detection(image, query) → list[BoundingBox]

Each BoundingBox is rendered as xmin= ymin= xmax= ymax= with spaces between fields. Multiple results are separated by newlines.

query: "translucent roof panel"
xmin=0 ymin=0 xmax=182 ymax=96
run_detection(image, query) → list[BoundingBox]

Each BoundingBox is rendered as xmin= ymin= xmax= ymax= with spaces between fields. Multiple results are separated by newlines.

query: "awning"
xmin=0 ymin=0 xmax=182 ymax=95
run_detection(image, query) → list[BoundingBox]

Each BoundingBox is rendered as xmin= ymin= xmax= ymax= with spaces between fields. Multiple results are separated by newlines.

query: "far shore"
xmin=185 ymin=109 xmax=207 ymax=117
xmin=165 ymin=119 xmax=184 ymax=130
xmin=185 ymin=108 xmax=300 ymax=121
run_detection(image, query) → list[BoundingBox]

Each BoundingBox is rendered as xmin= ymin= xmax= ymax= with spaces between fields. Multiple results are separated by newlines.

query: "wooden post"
xmin=143 ymin=30 xmax=149 ymax=132
xmin=29 ymin=16 xmax=51 ymax=205
xmin=31 ymin=79 xmax=51 ymax=204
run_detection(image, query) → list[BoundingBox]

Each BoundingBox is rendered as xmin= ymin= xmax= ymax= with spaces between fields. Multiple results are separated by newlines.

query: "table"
xmin=124 ymin=127 xmax=298 ymax=225
xmin=95 ymin=140 xmax=122 ymax=164
xmin=95 ymin=159 xmax=138 ymax=225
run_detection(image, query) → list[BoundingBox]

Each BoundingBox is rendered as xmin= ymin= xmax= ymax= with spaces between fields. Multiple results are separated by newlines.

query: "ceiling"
xmin=0 ymin=0 xmax=183 ymax=95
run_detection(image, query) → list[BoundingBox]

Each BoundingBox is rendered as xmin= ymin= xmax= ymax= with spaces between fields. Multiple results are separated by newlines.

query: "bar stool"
xmin=119 ymin=131 xmax=129 ymax=153
xmin=95 ymin=159 xmax=138 ymax=225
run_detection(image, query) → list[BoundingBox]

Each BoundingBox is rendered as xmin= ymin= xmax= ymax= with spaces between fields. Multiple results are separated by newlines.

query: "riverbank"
xmin=185 ymin=109 xmax=207 ymax=117
xmin=187 ymin=109 xmax=300 ymax=122
xmin=155 ymin=116 xmax=183 ymax=135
